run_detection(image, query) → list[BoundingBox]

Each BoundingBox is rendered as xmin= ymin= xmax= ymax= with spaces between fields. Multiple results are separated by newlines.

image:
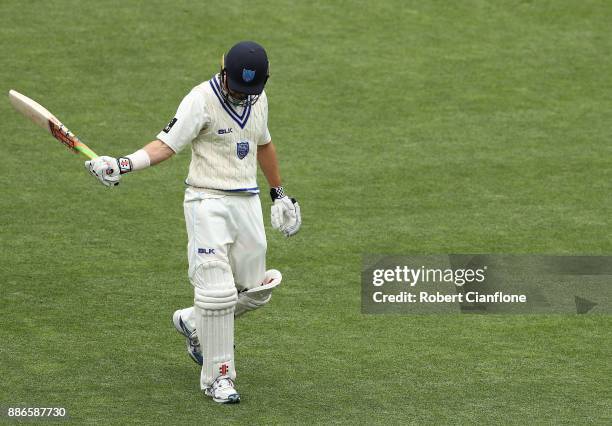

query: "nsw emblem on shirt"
xmin=236 ymin=141 xmax=249 ymax=159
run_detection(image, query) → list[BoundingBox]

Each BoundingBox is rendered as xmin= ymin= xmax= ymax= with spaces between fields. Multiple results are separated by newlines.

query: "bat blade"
xmin=8 ymin=89 xmax=98 ymax=160
xmin=8 ymin=89 xmax=56 ymax=131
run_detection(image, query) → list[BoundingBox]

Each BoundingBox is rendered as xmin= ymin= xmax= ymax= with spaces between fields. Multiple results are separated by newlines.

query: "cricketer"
xmin=84 ymin=41 xmax=301 ymax=404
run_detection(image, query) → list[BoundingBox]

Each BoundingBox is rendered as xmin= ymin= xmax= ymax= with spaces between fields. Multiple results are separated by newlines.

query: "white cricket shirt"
xmin=157 ymin=74 xmax=271 ymax=193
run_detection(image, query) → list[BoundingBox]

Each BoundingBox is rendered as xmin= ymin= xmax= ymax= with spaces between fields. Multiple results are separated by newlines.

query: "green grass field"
xmin=1 ymin=0 xmax=611 ymax=424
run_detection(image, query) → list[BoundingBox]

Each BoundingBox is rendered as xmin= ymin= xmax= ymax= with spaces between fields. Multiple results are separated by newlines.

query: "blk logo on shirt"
xmin=198 ymin=248 xmax=215 ymax=254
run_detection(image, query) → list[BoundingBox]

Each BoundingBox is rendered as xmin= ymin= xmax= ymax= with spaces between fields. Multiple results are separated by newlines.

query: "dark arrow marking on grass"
xmin=575 ymin=296 xmax=597 ymax=314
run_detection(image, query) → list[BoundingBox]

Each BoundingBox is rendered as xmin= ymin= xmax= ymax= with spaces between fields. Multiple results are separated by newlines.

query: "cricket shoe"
xmin=204 ymin=376 xmax=240 ymax=404
xmin=172 ymin=310 xmax=203 ymax=365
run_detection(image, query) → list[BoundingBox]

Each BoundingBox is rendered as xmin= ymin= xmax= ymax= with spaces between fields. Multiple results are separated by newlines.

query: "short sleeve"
xmin=259 ymin=127 xmax=271 ymax=146
xmin=156 ymin=88 xmax=210 ymax=153
xmin=257 ymin=92 xmax=272 ymax=146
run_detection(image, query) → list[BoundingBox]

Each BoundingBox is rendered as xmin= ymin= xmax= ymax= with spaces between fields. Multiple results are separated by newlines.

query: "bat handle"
xmin=75 ymin=143 xmax=98 ymax=159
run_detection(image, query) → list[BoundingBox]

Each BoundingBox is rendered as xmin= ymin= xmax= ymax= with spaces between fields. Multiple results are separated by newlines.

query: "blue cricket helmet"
xmin=222 ymin=41 xmax=269 ymax=96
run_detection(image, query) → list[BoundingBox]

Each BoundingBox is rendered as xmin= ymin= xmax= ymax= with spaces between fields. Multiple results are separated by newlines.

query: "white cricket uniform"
xmin=157 ymin=74 xmax=270 ymax=291
xmin=158 ymin=74 xmax=271 ymax=388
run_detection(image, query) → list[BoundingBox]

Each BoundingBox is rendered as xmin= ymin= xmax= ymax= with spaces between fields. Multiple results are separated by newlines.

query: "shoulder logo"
xmin=218 ymin=128 xmax=233 ymax=135
xmin=236 ymin=141 xmax=249 ymax=159
xmin=163 ymin=117 xmax=177 ymax=133
xmin=242 ymin=69 xmax=255 ymax=82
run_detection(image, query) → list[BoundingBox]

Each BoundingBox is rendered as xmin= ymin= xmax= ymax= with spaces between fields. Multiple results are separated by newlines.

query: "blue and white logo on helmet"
xmin=237 ymin=141 xmax=249 ymax=159
xmin=242 ymin=69 xmax=256 ymax=82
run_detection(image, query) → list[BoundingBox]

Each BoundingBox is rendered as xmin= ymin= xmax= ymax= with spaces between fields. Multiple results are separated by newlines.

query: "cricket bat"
xmin=8 ymin=89 xmax=98 ymax=160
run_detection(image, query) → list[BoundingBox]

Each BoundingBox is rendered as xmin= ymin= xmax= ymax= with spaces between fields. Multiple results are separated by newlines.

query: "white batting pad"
xmin=192 ymin=260 xmax=238 ymax=387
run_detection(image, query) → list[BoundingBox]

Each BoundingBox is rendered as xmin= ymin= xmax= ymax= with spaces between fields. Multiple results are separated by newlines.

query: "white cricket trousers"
xmin=180 ymin=187 xmax=267 ymax=327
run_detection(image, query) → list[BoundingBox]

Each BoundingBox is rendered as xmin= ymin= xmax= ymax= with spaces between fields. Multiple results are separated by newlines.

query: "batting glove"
xmin=84 ymin=156 xmax=122 ymax=187
xmin=270 ymin=186 xmax=301 ymax=237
